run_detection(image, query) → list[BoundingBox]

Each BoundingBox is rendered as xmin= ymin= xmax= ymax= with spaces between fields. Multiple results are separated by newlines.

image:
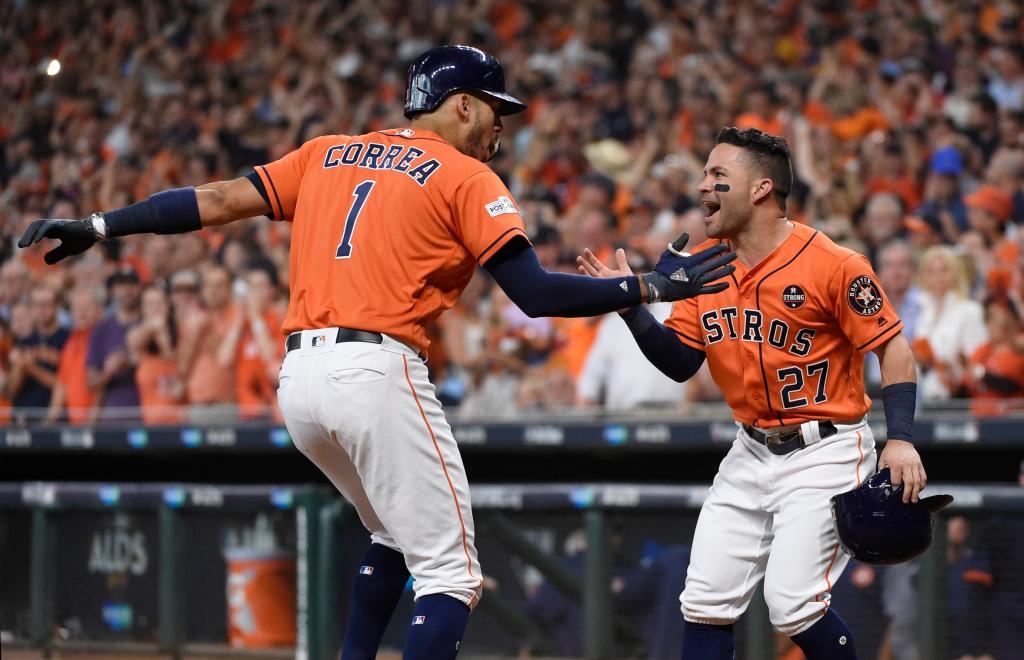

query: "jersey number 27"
xmin=336 ymin=180 xmax=375 ymax=259
xmin=777 ymin=359 xmax=829 ymax=409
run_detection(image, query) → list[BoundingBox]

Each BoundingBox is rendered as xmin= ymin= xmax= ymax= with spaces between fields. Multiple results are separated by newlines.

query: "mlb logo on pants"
xmin=359 ymin=565 xmax=374 ymax=575
xmin=312 ymin=334 xmax=327 ymax=347
xmin=412 ymin=616 xmax=426 ymax=625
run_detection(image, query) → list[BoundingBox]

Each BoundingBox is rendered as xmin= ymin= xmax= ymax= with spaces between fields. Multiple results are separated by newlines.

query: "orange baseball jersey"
xmin=665 ymin=222 xmax=903 ymax=427
xmin=253 ymin=128 xmax=529 ymax=352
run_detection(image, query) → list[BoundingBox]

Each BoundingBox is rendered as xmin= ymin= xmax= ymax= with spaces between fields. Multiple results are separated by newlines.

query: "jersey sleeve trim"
xmin=855 ymin=320 xmax=905 ymax=352
xmin=256 ymin=165 xmax=285 ymax=221
xmin=244 ymin=171 xmax=273 ymax=219
xmin=476 ymin=226 xmax=530 ymax=265
xmin=670 ymin=327 xmax=706 ymax=350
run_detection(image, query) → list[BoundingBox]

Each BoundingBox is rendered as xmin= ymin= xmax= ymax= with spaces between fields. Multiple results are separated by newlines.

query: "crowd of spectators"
xmin=1 ymin=0 xmax=1023 ymax=424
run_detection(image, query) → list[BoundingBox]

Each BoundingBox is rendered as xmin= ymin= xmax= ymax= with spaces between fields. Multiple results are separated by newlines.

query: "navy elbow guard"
xmin=620 ymin=306 xmax=705 ymax=382
xmin=103 ymin=187 xmax=202 ymax=237
xmin=881 ymin=382 xmax=916 ymax=441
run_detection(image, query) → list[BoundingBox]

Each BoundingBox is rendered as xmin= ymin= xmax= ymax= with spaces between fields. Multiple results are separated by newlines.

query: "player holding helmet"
xmin=578 ymin=127 xmax=928 ymax=660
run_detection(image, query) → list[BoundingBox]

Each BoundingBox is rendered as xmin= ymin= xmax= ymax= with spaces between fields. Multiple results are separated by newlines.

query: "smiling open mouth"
xmin=703 ymin=199 xmax=721 ymax=218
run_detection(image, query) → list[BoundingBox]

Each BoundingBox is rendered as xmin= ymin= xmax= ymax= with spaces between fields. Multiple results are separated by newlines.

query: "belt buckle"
xmin=764 ymin=430 xmax=785 ymax=445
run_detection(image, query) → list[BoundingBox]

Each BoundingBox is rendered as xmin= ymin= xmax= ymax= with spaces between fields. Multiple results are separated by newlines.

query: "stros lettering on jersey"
xmin=253 ymin=128 xmax=529 ymax=352
xmin=664 ymin=222 xmax=903 ymax=427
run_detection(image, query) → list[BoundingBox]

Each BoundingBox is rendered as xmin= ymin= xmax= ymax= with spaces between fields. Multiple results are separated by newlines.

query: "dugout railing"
xmin=3 ymin=405 xmax=1024 ymax=451
xmin=1 ymin=481 xmax=1022 ymax=660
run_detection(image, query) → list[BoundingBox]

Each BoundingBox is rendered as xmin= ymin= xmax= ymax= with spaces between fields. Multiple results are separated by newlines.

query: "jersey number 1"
xmin=336 ymin=180 xmax=375 ymax=259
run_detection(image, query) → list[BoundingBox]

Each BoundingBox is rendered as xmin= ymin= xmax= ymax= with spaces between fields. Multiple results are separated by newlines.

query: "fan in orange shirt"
xmin=232 ymin=265 xmax=285 ymax=420
xmin=178 ymin=265 xmax=238 ymax=412
xmin=965 ymin=297 xmax=1024 ymax=416
xmin=128 ymin=285 xmax=185 ymax=425
xmin=735 ymin=84 xmax=783 ymax=136
xmin=48 ymin=286 xmax=105 ymax=424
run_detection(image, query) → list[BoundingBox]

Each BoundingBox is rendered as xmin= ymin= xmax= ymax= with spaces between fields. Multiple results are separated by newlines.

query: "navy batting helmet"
xmin=405 ymin=45 xmax=527 ymax=119
xmin=830 ymin=468 xmax=954 ymax=565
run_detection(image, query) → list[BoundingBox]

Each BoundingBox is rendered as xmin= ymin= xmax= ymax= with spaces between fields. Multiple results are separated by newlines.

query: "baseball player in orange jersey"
xmin=19 ymin=46 xmax=738 ymax=659
xmin=578 ymin=127 xmax=927 ymax=660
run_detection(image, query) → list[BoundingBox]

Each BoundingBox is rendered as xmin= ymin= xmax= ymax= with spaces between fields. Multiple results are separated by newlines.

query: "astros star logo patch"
xmin=847 ymin=275 xmax=883 ymax=316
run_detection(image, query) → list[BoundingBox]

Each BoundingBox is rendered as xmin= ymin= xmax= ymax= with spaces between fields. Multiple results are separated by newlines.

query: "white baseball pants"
xmin=277 ymin=329 xmax=482 ymax=608
xmin=681 ymin=420 xmax=875 ymax=636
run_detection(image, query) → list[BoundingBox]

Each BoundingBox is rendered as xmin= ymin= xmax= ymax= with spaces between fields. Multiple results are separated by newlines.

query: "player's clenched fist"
xmin=639 ymin=232 xmax=737 ymax=303
xmin=18 ymin=217 xmax=102 ymax=264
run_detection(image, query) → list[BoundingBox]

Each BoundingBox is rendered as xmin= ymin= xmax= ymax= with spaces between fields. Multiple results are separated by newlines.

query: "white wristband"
xmin=89 ymin=212 xmax=108 ymax=241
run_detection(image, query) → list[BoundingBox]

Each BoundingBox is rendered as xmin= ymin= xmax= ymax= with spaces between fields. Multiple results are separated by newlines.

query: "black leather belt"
xmin=285 ymin=328 xmax=383 ymax=353
xmin=742 ymin=420 xmax=838 ymax=456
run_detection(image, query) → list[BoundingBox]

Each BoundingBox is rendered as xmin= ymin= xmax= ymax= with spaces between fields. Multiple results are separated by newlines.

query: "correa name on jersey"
xmin=322 ymin=141 xmax=442 ymax=186
xmin=701 ymin=306 xmax=817 ymax=356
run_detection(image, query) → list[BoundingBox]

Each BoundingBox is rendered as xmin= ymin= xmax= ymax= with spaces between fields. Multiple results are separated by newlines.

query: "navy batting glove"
xmin=18 ymin=217 xmax=101 ymax=264
xmin=640 ymin=233 xmax=737 ymax=303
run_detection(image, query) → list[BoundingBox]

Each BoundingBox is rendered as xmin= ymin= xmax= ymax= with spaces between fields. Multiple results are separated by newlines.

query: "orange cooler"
xmin=225 ymin=548 xmax=297 ymax=647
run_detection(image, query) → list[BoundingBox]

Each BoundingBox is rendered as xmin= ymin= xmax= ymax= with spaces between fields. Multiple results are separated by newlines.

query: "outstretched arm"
xmin=196 ymin=177 xmax=274 ymax=226
xmin=576 ymin=247 xmax=706 ymax=382
xmin=484 ymin=239 xmax=642 ymax=317
xmin=18 ymin=177 xmax=271 ymax=264
xmin=484 ymin=233 xmax=736 ymax=318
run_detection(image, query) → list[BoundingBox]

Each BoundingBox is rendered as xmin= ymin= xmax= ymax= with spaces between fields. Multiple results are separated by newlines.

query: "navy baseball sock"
xmin=402 ymin=594 xmax=470 ymax=660
xmin=681 ymin=621 xmax=734 ymax=659
xmin=340 ymin=543 xmax=410 ymax=660
xmin=790 ymin=608 xmax=858 ymax=659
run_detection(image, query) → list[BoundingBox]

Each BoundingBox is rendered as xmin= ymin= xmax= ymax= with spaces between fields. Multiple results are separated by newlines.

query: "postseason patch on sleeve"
xmin=485 ymin=196 xmax=518 ymax=218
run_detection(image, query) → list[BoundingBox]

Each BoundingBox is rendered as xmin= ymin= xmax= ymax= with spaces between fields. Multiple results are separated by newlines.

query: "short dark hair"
xmin=715 ymin=127 xmax=794 ymax=211
xmin=985 ymin=295 xmax=1021 ymax=323
xmin=245 ymin=256 xmax=280 ymax=288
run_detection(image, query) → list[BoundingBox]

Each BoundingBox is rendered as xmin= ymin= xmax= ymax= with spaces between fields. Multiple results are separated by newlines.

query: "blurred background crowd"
xmin=1 ymin=0 xmax=1023 ymax=424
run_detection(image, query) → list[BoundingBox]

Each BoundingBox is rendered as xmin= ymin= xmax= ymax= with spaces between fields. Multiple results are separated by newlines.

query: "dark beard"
xmin=466 ymin=115 xmax=489 ymax=162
